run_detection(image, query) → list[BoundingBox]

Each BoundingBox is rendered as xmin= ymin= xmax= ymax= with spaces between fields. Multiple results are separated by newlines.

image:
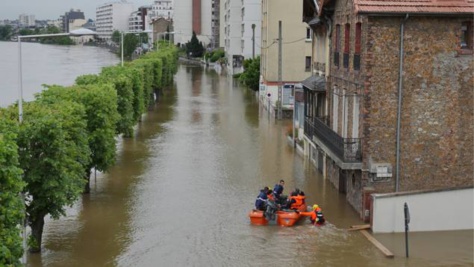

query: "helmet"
xmin=313 ymin=204 xmax=319 ymax=210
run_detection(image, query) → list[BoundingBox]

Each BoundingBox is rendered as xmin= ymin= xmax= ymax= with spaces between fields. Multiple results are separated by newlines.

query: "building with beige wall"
xmin=259 ymin=0 xmax=312 ymax=115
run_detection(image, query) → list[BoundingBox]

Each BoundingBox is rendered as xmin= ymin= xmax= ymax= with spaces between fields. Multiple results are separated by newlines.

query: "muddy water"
xmin=28 ymin=65 xmax=473 ymax=267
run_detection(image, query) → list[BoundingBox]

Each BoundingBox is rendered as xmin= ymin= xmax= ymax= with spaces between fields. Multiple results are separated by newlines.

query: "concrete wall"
xmin=372 ymin=187 xmax=474 ymax=233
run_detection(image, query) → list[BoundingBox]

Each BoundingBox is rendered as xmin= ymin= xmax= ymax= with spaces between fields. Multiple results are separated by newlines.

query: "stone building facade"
xmin=303 ymin=0 xmax=473 ymax=219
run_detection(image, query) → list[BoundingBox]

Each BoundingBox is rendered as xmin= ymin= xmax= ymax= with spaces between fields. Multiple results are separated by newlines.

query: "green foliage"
xmin=0 ymin=114 xmax=25 ymax=266
xmin=0 ymin=25 xmax=13 ymax=40
xmin=10 ymin=100 xmax=90 ymax=252
xmin=36 ymin=84 xmax=119 ymax=175
xmin=239 ymin=56 xmax=260 ymax=91
xmin=209 ymin=49 xmax=225 ymax=63
xmin=122 ymin=33 xmax=139 ymax=60
xmin=184 ymin=31 xmax=204 ymax=58
xmin=111 ymin=30 xmax=121 ymax=44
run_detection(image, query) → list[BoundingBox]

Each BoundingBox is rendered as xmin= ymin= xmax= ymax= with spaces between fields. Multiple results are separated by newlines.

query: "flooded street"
xmin=25 ymin=64 xmax=472 ymax=266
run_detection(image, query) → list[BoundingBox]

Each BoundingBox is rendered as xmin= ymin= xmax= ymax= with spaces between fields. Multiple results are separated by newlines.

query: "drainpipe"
xmin=395 ymin=14 xmax=409 ymax=192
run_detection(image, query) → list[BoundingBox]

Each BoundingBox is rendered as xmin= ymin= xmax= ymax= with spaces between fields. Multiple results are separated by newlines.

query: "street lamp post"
xmin=16 ymin=28 xmax=96 ymax=264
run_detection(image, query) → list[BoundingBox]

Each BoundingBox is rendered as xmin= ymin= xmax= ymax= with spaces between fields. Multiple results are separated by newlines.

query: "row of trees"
xmin=0 ymin=41 xmax=178 ymax=265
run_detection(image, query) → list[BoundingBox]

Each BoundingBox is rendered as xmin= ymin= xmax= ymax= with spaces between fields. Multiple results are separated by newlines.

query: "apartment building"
xmin=129 ymin=6 xmax=152 ymax=32
xmin=221 ymin=0 xmax=261 ymax=74
xmin=173 ymin=0 xmax=213 ymax=47
xmin=302 ymin=0 xmax=473 ymax=220
xmin=60 ymin=9 xmax=86 ymax=33
xmin=150 ymin=0 xmax=174 ymax=20
xmin=259 ymin=0 xmax=311 ymax=115
xmin=96 ymin=1 xmax=135 ymax=42
xmin=19 ymin=14 xmax=35 ymax=27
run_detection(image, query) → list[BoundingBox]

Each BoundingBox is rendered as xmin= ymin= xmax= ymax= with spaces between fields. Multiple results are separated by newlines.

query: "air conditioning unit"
xmin=369 ymin=163 xmax=392 ymax=178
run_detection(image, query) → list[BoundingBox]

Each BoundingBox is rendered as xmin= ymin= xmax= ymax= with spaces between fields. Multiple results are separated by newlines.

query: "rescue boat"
xmin=249 ymin=204 xmax=308 ymax=227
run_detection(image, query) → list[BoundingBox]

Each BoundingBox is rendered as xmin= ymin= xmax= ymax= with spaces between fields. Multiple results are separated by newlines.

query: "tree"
xmin=111 ymin=30 xmax=121 ymax=45
xmin=0 ymin=114 xmax=25 ymax=266
xmin=0 ymin=25 xmax=13 ymax=41
xmin=12 ymin=100 xmax=90 ymax=252
xmin=122 ymin=33 xmax=139 ymax=59
xmin=185 ymin=31 xmax=204 ymax=57
xmin=36 ymin=84 xmax=119 ymax=193
xmin=39 ymin=25 xmax=74 ymax=45
xmin=239 ymin=56 xmax=260 ymax=91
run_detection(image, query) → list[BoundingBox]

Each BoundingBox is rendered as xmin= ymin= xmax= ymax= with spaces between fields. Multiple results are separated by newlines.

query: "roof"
xmin=354 ymin=0 xmax=474 ymax=15
xmin=302 ymin=75 xmax=326 ymax=91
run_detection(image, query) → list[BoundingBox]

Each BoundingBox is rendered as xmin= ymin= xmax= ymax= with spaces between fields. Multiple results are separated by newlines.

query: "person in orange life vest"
xmin=286 ymin=189 xmax=305 ymax=210
xmin=310 ymin=204 xmax=325 ymax=225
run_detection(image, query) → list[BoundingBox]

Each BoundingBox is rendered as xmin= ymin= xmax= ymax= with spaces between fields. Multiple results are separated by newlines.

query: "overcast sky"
xmin=0 ymin=0 xmax=151 ymax=20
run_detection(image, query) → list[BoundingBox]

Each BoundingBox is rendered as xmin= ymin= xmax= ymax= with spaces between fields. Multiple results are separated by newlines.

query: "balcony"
xmin=305 ymin=117 xmax=361 ymax=163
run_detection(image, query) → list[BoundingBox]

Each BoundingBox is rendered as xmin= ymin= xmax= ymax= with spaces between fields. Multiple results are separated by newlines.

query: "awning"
xmin=301 ymin=75 xmax=326 ymax=91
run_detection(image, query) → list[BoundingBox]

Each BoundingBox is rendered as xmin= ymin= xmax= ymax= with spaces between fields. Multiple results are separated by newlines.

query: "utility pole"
xmin=277 ymin=20 xmax=282 ymax=120
xmin=251 ymin=24 xmax=256 ymax=58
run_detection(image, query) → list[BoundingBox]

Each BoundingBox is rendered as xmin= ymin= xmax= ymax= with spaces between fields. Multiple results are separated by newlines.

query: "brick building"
xmin=302 ymin=0 xmax=473 ymax=220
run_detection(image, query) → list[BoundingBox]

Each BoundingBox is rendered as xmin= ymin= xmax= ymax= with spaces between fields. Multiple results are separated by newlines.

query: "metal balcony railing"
xmin=304 ymin=117 xmax=361 ymax=162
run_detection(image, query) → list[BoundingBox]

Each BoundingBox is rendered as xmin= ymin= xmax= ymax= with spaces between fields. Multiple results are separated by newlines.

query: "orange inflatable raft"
xmin=249 ymin=204 xmax=308 ymax=227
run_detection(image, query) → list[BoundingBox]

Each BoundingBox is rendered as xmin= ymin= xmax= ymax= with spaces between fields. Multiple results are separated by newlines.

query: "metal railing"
xmin=304 ymin=117 xmax=362 ymax=162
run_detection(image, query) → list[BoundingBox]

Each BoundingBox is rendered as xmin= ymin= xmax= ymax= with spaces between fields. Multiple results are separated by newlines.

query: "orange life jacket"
xmin=290 ymin=195 xmax=305 ymax=209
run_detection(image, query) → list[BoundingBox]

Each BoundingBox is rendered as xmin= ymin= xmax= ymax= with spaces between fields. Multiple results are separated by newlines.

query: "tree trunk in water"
xmin=29 ymin=215 xmax=45 ymax=253
xmin=84 ymin=168 xmax=91 ymax=194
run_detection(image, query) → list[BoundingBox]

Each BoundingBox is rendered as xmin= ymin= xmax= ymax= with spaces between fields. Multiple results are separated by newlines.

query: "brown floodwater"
xmin=28 ymin=65 xmax=473 ymax=267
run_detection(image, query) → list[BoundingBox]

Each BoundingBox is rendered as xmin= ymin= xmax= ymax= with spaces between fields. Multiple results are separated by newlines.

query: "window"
xmin=461 ymin=21 xmax=473 ymax=50
xmin=343 ymin=24 xmax=350 ymax=68
xmin=354 ymin=23 xmax=361 ymax=70
xmin=305 ymin=56 xmax=311 ymax=72
xmin=306 ymin=28 xmax=312 ymax=40
xmin=334 ymin=24 xmax=340 ymax=67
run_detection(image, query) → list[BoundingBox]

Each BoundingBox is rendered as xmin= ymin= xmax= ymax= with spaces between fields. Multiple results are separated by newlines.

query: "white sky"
xmin=0 ymin=0 xmax=152 ymax=20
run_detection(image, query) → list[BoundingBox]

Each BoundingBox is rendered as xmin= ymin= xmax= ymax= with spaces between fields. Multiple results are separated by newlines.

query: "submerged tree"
xmin=10 ymin=101 xmax=90 ymax=252
xmin=0 ymin=114 xmax=25 ymax=265
xmin=239 ymin=56 xmax=260 ymax=91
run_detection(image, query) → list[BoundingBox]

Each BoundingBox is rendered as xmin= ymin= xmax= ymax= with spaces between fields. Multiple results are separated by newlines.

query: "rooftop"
xmin=354 ymin=0 xmax=474 ymax=15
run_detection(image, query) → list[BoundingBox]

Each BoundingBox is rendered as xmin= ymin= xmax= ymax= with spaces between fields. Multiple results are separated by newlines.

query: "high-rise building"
xmin=96 ymin=1 xmax=135 ymax=42
xmin=60 ymin=9 xmax=86 ymax=33
xmin=173 ymin=0 xmax=212 ymax=47
xmin=19 ymin=14 xmax=35 ymax=27
xmin=221 ymin=0 xmax=261 ymax=74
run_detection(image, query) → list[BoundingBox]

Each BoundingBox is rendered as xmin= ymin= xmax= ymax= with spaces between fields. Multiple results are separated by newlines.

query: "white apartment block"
xmin=19 ymin=14 xmax=35 ymax=27
xmin=150 ymin=0 xmax=174 ymax=20
xmin=96 ymin=1 xmax=135 ymax=42
xmin=173 ymin=0 xmax=212 ymax=47
xmin=129 ymin=7 xmax=152 ymax=32
xmin=222 ymin=0 xmax=261 ymax=74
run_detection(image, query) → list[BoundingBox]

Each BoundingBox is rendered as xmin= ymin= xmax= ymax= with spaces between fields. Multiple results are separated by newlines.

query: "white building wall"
xmin=241 ymin=0 xmax=261 ymax=59
xmin=173 ymin=0 xmax=213 ymax=47
xmin=372 ymin=188 xmax=474 ymax=233
xmin=151 ymin=0 xmax=174 ymax=19
xmin=96 ymin=2 xmax=135 ymax=41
